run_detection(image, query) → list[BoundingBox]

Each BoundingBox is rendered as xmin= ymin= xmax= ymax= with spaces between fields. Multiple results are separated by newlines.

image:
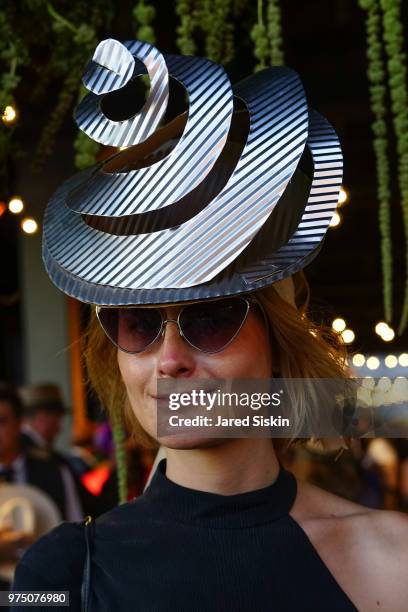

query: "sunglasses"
xmin=96 ymin=296 xmax=260 ymax=354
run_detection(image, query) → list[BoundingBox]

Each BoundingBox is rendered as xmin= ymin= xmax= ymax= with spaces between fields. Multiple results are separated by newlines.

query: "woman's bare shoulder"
xmin=291 ymin=478 xmax=408 ymax=611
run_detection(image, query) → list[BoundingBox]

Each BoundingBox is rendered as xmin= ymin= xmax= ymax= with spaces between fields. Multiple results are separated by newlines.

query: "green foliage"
xmin=133 ymin=1 xmax=156 ymax=44
xmin=379 ymin=0 xmax=408 ymax=333
xmin=175 ymin=0 xmax=234 ymax=64
xmin=359 ymin=0 xmax=393 ymax=322
xmin=267 ymin=0 xmax=284 ymax=66
xmin=251 ymin=0 xmax=284 ymax=71
xmin=32 ymin=3 xmax=99 ymax=171
xmin=0 ymin=12 xmax=28 ymax=172
xmin=176 ymin=0 xmax=197 ymax=55
xmin=111 ymin=411 xmax=128 ymax=505
xmin=251 ymin=0 xmax=269 ymax=71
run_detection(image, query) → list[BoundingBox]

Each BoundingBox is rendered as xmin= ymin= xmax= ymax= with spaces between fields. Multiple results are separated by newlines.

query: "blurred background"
xmin=0 ymin=0 xmax=408 ymax=590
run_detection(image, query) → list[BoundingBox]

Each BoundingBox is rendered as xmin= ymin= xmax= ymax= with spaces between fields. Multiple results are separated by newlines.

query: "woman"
xmin=13 ymin=38 xmax=408 ymax=611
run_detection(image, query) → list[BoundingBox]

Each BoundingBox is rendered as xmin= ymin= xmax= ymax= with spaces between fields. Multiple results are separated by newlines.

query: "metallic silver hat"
xmin=43 ymin=38 xmax=343 ymax=305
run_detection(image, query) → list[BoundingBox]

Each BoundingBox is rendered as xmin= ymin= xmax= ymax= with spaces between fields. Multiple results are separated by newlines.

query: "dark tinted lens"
xmin=179 ymin=298 xmax=248 ymax=352
xmin=98 ymin=308 xmax=162 ymax=353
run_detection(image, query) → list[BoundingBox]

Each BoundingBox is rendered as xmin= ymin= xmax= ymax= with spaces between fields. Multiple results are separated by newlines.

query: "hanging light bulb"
xmin=352 ymin=353 xmax=365 ymax=367
xmin=21 ymin=217 xmax=38 ymax=234
xmin=329 ymin=211 xmax=341 ymax=228
xmin=366 ymin=356 xmax=380 ymax=370
xmin=384 ymin=355 xmax=398 ymax=368
xmin=375 ymin=321 xmax=389 ymax=336
xmin=398 ymin=353 xmax=408 ymax=367
xmin=8 ymin=197 xmax=24 ymax=214
xmin=341 ymin=329 xmax=355 ymax=344
xmin=332 ymin=317 xmax=346 ymax=332
xmin=381 ymin=327 xmax=395 ymax=342
xmin=338 ymin=187 xmax=348 ymax=206
xmin=2 ymin=105 xmax=17 ymax=124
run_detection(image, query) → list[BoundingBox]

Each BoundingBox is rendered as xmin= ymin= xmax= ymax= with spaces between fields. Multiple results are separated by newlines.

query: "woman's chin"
xmin=158 ymin=435 xmax=225 ymax=450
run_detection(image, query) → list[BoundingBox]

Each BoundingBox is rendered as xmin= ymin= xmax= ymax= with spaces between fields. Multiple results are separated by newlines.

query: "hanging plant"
xmin=380 ymin=0 xmax=408 ymax=334
xmin=0 ymin=13 xmax=27 ymax=180
xmin=133 ymin=0 xmax=156 ymax=44
xmin=111 ymin=407 xmax=128 ymax=504
xmin=33 ymin=4 xmax=99 ymax=171
xmin=176 ymin=0 xmax=197 ymax=55
xmin=33 ymin=69 xmax=80 ymax=171
xmin=266 ymin=0 xmax=284 ymax=66
xmin=204 ymin=0 xmax=233 ymax=63
xmin=251 ymin=0 xmax=269 ymax=71
xmin=359 ymin=0 xmax=393 ymax=322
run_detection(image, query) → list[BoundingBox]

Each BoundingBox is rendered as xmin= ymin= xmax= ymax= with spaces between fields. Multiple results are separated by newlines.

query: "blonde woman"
xmin=13 ymin=38 xmax=408 ymax=611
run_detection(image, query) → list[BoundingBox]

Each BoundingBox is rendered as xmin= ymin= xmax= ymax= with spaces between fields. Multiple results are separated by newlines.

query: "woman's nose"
xmin=156 ymin=320 xmax=196 ymax=378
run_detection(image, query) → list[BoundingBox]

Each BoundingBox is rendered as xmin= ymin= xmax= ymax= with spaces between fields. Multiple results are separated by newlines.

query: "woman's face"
xmin=117 ymin=300 xmax=273 ymax=448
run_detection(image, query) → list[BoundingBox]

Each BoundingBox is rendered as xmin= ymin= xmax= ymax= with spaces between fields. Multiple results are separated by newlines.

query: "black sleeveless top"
xmin=12 ymin=459 xmax=358 ymax=611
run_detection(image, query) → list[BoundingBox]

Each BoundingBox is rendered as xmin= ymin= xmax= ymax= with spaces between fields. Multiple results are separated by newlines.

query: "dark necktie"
xmin=0 ymin=466 xmax=14 ymax=483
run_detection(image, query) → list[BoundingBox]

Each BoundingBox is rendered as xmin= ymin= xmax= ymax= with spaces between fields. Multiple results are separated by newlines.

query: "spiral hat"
xmin=43 ymin=38 xmax=343 ymax=305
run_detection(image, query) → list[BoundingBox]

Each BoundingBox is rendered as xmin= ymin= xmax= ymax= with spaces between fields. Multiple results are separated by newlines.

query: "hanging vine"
xmin=33 ymin=4 xmax=99 ymax=171
xmin=133 ymin=0 xmax=156 ymax=44
xmin=251 ymin=0 xmax=269 ymax=71
xmin=201 ymin=0 xmax=234 ymax=64
xmin=0 ymin=12 xmax=27 ymax=177
xmin=111 ymin=406 xmax=128 ymax=504
xmin=359 ymin=0 xmax=393 ymax=323
xmin=266 ymin=0 xmax=284 ymax=65
xmin=176 ymin=0 xmax=197 ymax=55
xmin=380 ymin=0 xmax=408 ymax=334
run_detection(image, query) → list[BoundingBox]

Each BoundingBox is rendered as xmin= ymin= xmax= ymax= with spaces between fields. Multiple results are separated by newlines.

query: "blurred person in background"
xmin=0 ymin=382 xmax=83 ymax=520
xmin=67 ymin=435 xmax=98 ymax=477
xmin=19 ymin=383 xmax=102 ymax=518
xmin=19 ymin=384 xmax=65 ymax=453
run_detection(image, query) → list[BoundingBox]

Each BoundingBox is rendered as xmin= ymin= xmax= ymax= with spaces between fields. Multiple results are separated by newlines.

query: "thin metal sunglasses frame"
xmin=95 ymin=295 xmax=263 ymax=355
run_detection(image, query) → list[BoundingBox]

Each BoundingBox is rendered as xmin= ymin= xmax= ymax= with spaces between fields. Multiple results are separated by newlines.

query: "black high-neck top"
xmin=13 ymin=459 xmax=358 ymax=611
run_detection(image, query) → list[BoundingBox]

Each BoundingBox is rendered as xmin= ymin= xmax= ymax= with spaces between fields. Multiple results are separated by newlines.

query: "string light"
xmin=341 ymin=329 xmax=355 ymax=344
xmin=0 ymin=202 xmax=6 ymax=217
xmin=352 ymin=353 xmax=365 ymax=367
xmin=366 ymin=356 xmax=380 ymax=370
xmin=332 ymin=318 xmax=346 ymax=332
xmin=375 ymin=321 xmax=389 ymax=336
xmin=384 ymin=354 xmax=398 ymax=368
xmin=8 ymin=197 xmax=24 ymax=214
xmin=329 ymin=211 xmax=341 ymax=227
xmin=381 ymin=326 xmax=395 ymax=342
xmin=399 ymin=353 xmax=408 ymax=367
xmin=374 ymin=321 xmax=395 ymax=342
xmin=2 ymin=105 xmax=17 ymax=124
xmin=338 ymin=187 xmax=348 ymax=206
xmin=21 ymin=217 xmax=38 ymax=234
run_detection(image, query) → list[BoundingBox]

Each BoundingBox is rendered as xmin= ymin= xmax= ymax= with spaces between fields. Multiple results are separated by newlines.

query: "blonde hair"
xmin=83 ymin=271 xmax=351 ymax=459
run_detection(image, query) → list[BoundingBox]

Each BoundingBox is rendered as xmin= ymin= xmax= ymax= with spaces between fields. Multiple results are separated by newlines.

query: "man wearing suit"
xmin=0 ymin=382 xmax=84 ymax=521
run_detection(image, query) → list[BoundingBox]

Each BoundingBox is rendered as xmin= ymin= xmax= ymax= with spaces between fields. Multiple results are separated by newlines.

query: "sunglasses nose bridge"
xmin=161 ymin=318 xmax=184 ymax=338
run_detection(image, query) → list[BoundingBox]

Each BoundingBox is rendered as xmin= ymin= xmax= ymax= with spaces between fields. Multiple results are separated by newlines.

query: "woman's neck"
xmin=165 ymin=438 xmax=280 ymax=495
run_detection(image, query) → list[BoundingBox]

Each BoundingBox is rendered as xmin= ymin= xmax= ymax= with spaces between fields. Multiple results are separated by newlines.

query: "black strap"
xmin=81 ymin=516 xmax=93 ymax=612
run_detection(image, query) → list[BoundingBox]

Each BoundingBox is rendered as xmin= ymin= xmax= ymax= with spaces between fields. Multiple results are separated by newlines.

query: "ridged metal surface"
xmin=43 ymin=38 xmax=343 ymax=306
xmin=82 ymin=38 xmax=135 ymax=96
xmin=240 ymin=109 xmax=342 ymax=284
xmin=76 ymin=40 xmax=169 ymax=149
xmin=72 ymin=40 xmax=233 ymax=216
